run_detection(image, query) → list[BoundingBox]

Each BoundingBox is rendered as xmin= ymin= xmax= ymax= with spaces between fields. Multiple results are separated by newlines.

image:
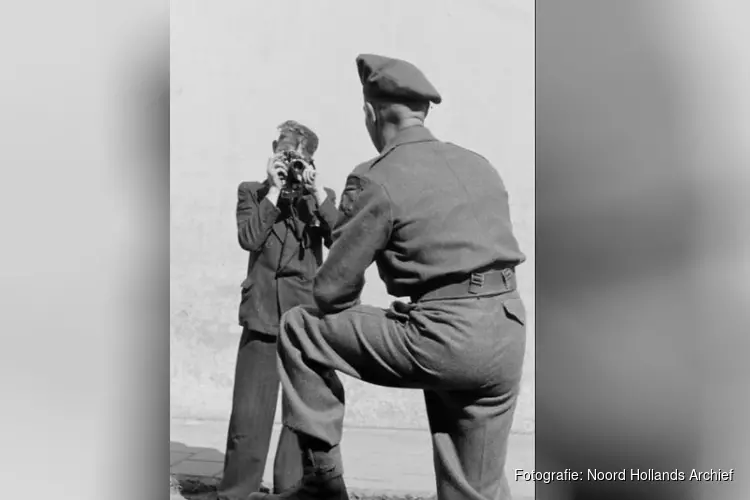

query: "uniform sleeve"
xmin=313 ymin=175 xmax=392 ymax=314
xmin=315 ymin=187 xmax=339 ymax=249
xmin=236 ymin=182 xmax=280 ymax=252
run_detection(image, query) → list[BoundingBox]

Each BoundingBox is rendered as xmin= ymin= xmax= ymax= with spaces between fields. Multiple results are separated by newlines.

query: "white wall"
xmin=171 ymin=0 xmax=534 ymax=432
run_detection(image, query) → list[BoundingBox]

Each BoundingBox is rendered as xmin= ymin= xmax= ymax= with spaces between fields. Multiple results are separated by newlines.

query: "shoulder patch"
xmin=338 ymin=175 xmax=371 ymax=217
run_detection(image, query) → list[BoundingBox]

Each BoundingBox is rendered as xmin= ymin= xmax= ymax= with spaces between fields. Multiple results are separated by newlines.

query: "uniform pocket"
xmin=502 ymin=298 xmax=526 ymax=326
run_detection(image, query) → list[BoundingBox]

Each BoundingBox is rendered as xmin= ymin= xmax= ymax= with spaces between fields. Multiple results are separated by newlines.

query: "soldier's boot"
xmin=247 ymin=442 xmax=348 ymax=500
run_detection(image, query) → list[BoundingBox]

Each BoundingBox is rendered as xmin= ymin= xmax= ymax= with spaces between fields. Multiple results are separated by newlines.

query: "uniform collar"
xmin=380 ymin=125 xmax=437 ymax=156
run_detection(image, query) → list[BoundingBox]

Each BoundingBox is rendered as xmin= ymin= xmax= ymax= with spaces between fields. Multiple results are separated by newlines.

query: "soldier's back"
xmin=364 ymin=129 xmax=525 ymax=299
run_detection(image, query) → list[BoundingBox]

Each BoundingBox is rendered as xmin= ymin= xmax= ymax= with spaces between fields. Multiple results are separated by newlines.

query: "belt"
xmin=410 ymin=267 xmax=517 ymax=303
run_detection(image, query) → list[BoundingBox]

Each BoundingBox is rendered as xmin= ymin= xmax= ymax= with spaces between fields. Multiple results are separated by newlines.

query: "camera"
xmin=278 ymin=150 xmax=314 ymax=199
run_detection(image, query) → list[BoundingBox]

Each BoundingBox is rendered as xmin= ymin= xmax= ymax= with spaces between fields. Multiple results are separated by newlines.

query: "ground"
xmin=170 ymin=419 xmax=535 ymax=499
xmin=169 ymin=477 xmax=440 ymax=500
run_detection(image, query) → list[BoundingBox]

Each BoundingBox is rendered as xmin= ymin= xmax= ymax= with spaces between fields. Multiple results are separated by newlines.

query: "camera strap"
xmin=276 ymin=206 xmax=308 ymax=272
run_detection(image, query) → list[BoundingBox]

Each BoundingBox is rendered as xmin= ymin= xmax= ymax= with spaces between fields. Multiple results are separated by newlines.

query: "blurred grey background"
xmin=537 ymin=1 xmax=749 ymax=498
xmin=0 ymin=1 xmax=747 ymax=499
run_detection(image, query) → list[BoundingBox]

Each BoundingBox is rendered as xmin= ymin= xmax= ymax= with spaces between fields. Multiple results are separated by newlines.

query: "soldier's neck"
xmin=380 ymin=119 xmax=425 ymax=147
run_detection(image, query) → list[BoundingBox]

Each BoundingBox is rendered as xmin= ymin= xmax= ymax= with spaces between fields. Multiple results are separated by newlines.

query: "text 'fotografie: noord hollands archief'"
xmin=515 ymin=468 xmax=735 ymax=483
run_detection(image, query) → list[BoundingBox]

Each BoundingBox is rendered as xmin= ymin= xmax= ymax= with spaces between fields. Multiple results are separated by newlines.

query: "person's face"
xmin=272 ymin=133 xmax=299 ymax=155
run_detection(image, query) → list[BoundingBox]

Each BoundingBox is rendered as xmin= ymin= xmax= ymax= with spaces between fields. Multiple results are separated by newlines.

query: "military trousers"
xmin=277 ymin=291 xmax=527 ymax=500
xmin=217 ymin=328 xmax=304 ymax=499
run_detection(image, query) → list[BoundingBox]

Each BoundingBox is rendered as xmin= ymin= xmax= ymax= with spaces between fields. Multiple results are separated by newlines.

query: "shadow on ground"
xmin=170 ymin=440 xmax=225 ymax=498
xmin=169 ymin=439 xmax=442 ymax=500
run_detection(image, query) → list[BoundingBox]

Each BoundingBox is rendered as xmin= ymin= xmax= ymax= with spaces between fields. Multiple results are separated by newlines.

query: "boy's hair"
xmin=277 ymin=120 xmax=319 ymax=158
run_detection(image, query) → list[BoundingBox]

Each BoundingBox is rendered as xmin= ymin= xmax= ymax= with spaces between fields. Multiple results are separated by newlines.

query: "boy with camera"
xmin=214 ymin=120 xmax=338 ymax=499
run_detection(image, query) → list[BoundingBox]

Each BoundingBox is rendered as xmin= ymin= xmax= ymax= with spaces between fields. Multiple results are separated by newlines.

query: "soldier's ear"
xmin=272 ymin=140 xmax=278 ymax=152
xmin=364 ymin=101 xmax=377 ymax=124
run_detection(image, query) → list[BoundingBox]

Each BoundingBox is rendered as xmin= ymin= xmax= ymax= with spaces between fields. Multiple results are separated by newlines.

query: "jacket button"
xmin=266 ymin=241 xmax=273 ymax=248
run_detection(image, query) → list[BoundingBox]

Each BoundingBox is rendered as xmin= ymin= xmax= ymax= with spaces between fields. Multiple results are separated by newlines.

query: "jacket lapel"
xmin=278 ymin=217 xmax=300 ymax=272
xmin=271 ymin=219 xmax=285 ymax=244
xmin=278 ymin=194 xmax=319 ymax=273
xmin=258 ymin=182 xmax=285 ymax=243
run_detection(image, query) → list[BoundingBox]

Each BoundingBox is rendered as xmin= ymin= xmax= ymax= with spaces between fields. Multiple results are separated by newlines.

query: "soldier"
xmin=249 ymin=54 xmax=527 ymax=500
xmin=216 ymin=121 xmax=339 ymax=499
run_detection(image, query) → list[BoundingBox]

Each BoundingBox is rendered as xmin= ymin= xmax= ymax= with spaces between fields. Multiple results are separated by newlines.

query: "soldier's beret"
xmin=356 ymin=53 xmax=442 ymax=105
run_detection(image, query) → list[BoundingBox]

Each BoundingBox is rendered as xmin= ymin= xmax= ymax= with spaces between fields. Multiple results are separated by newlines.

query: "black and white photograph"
xmin=4 ymin=1 xmax=750 ymax=500
xmin=169 ymin=1 xmax=534 ymax=499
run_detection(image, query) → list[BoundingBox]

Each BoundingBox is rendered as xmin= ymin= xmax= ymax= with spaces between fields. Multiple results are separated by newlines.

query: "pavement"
xmin=171 ymin=418 xmax=536 ymax=499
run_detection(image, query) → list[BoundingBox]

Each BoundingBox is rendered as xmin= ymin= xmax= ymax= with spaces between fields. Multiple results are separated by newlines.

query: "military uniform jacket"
xmin=313 ymin=125 xmax=525 ymax=314
xmin=237 ymin=181 xmax=338 ymax=335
